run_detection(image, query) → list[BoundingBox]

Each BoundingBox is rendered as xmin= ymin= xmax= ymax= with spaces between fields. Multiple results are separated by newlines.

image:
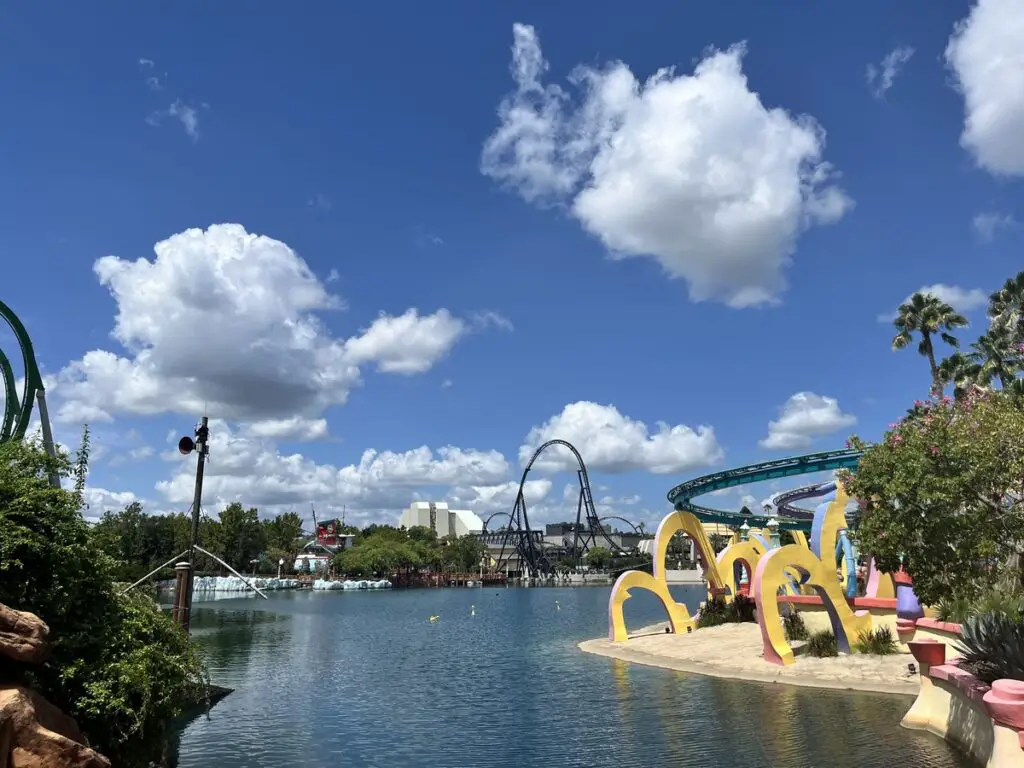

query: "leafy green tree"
xmin=442 ymin=534 xmax=487 ymax=572
xmin=216 ymin=502 xmax=267 ymax=572
xmin=842 ymin=389 xmax=1024 ymax=605
xmin=263 ymin=511 xmax=304 ymax=554
xmin=892 ymin=292 xmax=969 ymax=397
xmin=0 ymin=435 xmax=205 ymax=766
xmin=585 ymin=546 xmax=612 ymax=569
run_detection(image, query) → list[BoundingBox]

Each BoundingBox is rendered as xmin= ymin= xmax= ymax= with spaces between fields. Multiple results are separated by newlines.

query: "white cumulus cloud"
xmin=55 ymin=224 xmax=477 ymax=425
xmin=481 ymin=24 xmax=852 ymax=308
xmin=760 ymin=392 xmax=856 ymax=451
xmin=344 ymin=309 xmax=467 ymax=374
xmin=519 ymin=401 xmax=723 ymax=475
xmin=154 ymin=420 xmax=513 ymax=524
xmin=946 ymin=0 xmax=1024 ymax=176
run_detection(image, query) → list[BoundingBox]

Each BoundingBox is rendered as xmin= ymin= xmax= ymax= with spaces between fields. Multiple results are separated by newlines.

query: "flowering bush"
xmin=840 ymin=389 xmax=1024 ymax=606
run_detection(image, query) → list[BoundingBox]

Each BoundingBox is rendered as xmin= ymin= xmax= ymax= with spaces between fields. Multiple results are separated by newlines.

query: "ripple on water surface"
xmin=176 ymin=587 xmax=971 ymax=768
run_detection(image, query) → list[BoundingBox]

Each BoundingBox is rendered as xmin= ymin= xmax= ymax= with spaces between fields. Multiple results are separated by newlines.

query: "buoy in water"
xmin=470 ymin=605 xmax=476 ymax=616
xmin=428 ymin=615 xmax=440 ymax=623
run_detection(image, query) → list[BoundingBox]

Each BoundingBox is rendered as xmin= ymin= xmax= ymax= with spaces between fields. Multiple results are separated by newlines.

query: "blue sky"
xmin=0 ymin=0 xmax=1021 ymax=529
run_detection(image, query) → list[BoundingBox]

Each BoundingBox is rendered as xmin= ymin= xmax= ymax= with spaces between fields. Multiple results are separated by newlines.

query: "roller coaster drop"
xmin=488 ymin=440 xmax=633 ymax=577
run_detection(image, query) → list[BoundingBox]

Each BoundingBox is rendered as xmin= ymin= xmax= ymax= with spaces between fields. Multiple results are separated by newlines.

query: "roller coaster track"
xmin=492 ymin=439 xmax=625 ymax=576
xmin=764 ymin=482 xmax=834 ymax=520
xmin=0 ymin=300 xmax=45 ymax=443
xmin=667 ymin=449 xmax=863 ymax=530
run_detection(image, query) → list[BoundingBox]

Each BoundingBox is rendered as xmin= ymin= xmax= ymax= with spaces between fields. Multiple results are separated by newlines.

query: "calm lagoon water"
xmin=173 ymin=586 xmax=970 ymax=768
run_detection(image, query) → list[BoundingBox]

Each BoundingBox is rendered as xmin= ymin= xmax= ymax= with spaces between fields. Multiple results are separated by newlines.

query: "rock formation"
xmin=0 ymin=603 xmax=110 ymax=768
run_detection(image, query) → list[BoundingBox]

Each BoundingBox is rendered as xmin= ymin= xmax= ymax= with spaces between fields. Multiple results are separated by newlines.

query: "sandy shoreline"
xmin=579 ymin=623 xmax=919 ymax=697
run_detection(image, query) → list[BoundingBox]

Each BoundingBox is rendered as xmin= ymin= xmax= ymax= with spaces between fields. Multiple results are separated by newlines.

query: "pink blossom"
xmin=930 ymin=446 xmax=939 ymax=455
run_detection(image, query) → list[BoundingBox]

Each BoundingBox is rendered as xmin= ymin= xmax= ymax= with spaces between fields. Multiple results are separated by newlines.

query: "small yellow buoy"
xmin=428 ymin=614 xmax=440 ymax=623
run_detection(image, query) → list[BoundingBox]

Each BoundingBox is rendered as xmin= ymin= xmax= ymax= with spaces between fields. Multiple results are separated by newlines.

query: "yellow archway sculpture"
xmin=607 ymin=510 xmax=719 ymax=641
xmin=753 ymin=544 xmax=872 ymax=665
xmin=715 ymin=539 xmax=764 ymax=598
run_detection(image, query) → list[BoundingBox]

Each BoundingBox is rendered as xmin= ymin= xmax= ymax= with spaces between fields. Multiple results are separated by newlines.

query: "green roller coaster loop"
xmin=0 ymin=299 xmax=60 ymax=486
xmin=667 ymin=449 xmax=864 ymax=531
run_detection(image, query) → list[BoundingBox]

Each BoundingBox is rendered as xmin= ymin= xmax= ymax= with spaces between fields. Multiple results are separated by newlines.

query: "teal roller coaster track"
xmin=666 ymin=449 xmax=864 ymax=530
xmin=0 ymin=299 xmax=46 ymax=443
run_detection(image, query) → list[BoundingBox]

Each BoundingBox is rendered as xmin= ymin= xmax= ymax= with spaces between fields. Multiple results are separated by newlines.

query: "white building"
xmin=399 ymin=502 xmax=483 ymax=538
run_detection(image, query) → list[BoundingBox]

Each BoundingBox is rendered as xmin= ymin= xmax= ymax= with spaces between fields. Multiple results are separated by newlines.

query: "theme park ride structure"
xmin=0 ymin=300 xmax=60 ymax=485
xmin=490 ymin=439 xmax=632 ymax=576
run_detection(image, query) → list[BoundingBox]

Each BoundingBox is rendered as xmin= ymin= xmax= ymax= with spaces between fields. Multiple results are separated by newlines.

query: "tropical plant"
xmin=805 ymin=630 xmax=839 ymax=658
xmin=854 ymin=626 xmax=898 ymax=655
xmin=783 ymin=610 xmax=809 ymax=641
xmin=956 ymin=610 xmax=1024 ymax=684
xmin=988 ymin=270 xmax=1024 ymax=346
xmin=892 ymin=292 xmax=969 ymax=397
xmin=936 ymin=596 xmax=973 ymax=624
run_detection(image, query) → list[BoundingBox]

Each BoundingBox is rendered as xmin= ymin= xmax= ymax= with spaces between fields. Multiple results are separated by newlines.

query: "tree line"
xmin=90 ymin=502 xmax=313 ymax=581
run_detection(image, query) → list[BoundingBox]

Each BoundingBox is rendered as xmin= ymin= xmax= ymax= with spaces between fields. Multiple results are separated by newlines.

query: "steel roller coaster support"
xmin=492 ymin=439 xmax=628 ymax=576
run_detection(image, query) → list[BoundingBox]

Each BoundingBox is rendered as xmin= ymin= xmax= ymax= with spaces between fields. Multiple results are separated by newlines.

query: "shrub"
xmin=806 ymin=630 xmax=838 ymax=657
xmin=0 ymin=435 xmax=207 ymax=765
xmin=783 ymin=611 xmax=809 ymax=642
xmin=727 ymin=594 xmax=757 ymax=623
xmin=696 ymin=596 xmax=728 ymax=628
xmin=956 ymin=610 xmax=1024 ymax=684
xmin=854 ymin=626 xmax=898 ymax=655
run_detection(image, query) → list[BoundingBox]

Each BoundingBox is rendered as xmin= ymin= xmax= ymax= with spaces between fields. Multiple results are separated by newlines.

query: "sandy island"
xmin=579 ymin=622 xmax=919 ymax=696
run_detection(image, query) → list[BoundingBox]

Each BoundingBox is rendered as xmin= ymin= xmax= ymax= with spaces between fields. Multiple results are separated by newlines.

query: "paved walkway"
xmin=579 ymin=622 xmax=919 ymax=696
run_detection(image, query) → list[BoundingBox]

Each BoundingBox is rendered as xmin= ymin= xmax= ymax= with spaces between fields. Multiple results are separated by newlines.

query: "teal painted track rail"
xmin=667 ymin=449 xmax=863 ymax=530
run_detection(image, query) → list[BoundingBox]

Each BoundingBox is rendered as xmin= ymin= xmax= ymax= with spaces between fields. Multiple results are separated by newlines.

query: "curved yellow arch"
xmin=607 ymin=569 xmax=695 ymax=641
xmin=753 ymin=544 xmax=872 ymax=666
xmin=607 ymin=510 xmax=710 ymax=641
xmin=715 ymin=539 xmax=764 ymax=599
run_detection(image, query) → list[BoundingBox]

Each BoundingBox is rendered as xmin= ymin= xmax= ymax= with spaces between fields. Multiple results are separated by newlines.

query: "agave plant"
xmin=955 ymin=610 xmax=1024 ymax=684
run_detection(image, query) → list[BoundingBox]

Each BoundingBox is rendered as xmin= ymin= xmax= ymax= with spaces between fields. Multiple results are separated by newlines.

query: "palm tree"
xmin=937 ymin=352 xmax=982 ymax=400
xmin=988 ymin=270 xmax=1024 ymax=344
xmin=892 ymin=292 xmax=969 ymax=397
xmin=968 ymin=327 xmax=1022 ymax=389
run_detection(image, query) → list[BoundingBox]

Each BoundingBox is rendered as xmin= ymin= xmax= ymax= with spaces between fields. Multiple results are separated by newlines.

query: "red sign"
xmin=317 ymin=520 xmax=339 ymax=546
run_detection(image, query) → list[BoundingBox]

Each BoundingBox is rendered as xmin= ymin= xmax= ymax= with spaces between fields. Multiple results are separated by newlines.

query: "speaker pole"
xmin=173 ymin=416 xmax=210 ymax=633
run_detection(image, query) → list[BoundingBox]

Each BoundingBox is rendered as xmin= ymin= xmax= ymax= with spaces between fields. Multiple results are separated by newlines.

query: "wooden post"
xmin=171 ymin=562 xmax=194 ymax=631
